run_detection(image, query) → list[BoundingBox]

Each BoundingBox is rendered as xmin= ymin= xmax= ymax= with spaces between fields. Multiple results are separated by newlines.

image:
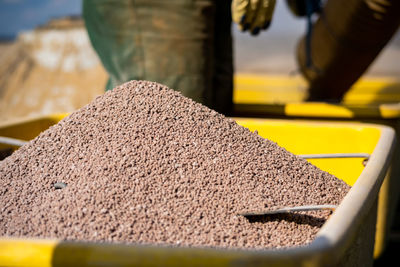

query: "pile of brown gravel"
xmin=0 ymin=80 xmax=351 ymax=249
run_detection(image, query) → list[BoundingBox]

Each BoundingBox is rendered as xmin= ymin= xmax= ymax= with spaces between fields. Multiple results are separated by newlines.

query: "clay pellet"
xmin=0 ymin=80 xmax=351 ymax=249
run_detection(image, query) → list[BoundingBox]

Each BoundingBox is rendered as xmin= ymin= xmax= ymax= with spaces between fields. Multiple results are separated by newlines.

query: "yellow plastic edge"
xmin=0 ymin=239 xmax=57 ymax=267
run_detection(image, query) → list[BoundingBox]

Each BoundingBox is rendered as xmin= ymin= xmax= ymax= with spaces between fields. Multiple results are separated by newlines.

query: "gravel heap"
xmin=0 ymin=80 xmax=351 ymax=249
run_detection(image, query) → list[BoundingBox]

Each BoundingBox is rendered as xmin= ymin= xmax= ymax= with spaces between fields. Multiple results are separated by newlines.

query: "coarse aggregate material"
xmin=0 ymin=80 xmax=351 ymax=249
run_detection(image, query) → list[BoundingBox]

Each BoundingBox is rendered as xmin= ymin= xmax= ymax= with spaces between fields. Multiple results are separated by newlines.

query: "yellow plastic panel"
xmin=0 ymin=114 xmax=67 ymax=141
xmin=233 ymin=74 xmax=307 ymax=104
xmin=234 ymin=74 xmax=400 ymax=119
xmin=0 ymin=239 xmax=56 ymax=267
xmin=235 ymin=118 xmax=381 ymax=186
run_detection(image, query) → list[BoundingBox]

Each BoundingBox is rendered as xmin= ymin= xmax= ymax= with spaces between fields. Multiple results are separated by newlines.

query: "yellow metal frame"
xmin=234 ymin=74 xmax=400 ymax=118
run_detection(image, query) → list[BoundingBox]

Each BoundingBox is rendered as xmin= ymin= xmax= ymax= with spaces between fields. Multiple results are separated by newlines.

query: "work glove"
xmin=232 ymin=0 xmax=276 ymax=35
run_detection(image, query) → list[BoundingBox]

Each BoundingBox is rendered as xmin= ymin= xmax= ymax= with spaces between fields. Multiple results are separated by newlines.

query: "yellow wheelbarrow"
xmin=0 ymin=114 xmax=395 ymax=266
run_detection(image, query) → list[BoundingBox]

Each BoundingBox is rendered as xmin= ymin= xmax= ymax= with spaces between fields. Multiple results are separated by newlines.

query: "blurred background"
xmin=1 ymin=0 xmax=399 ymax=123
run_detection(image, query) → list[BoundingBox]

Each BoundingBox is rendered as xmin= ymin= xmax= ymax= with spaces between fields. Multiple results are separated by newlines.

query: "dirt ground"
xmin=0 ymin=27 xmax=107 ymax=124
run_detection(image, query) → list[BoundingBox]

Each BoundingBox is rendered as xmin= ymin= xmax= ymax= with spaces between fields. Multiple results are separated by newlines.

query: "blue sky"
xmin=0 ymin=0 xmax=306 ymax=38
xmin=0 ymin=0 xmax=81 ymax=38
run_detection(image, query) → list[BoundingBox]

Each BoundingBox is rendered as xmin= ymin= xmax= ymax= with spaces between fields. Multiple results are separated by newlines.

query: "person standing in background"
xmin=83 ymin=0 xmax=234 ymax=115
xmin=83 ymin=0 xmax=276 ymax=116
xmin=85 ymin=0 xmax=400 ymax=110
